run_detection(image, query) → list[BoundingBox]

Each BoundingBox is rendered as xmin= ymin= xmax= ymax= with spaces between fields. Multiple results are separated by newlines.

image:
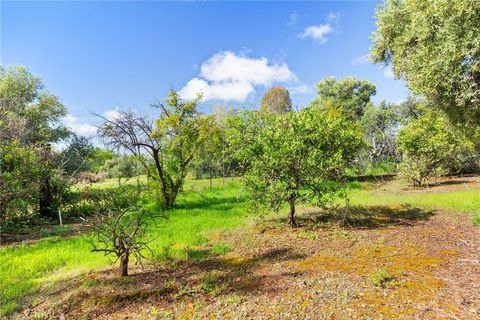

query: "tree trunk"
xmin=209 ymin=165 xmax=213 ymax=189
xmin=39 ymin=144 xmax=56 ymax=220
xmin=288 ymin=197 xmax=297 ymax=228
xmin=119 ymin=253 xmax=129 ymax=277
xmin=39 ymin=172 xmax=56 ymax=220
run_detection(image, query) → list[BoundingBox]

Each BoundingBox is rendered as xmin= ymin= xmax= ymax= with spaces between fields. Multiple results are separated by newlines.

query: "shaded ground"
xmin=11 ymin=177 xmax=480 ymax=319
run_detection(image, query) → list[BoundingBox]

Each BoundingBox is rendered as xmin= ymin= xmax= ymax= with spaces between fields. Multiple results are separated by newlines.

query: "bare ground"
xmin=14 ymin=177 xmax=480 ymax=320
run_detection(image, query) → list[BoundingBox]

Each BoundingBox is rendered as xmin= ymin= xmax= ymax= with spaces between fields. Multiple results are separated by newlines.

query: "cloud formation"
xmin=299 ymin=13 xmax=339 ymax=44
xmin=103 ymin=109 xmax=121 ymax=121
xmin=180 ymin=51 xmax=296 ymax=102
xmin=63 ymin=114 xmax=96 ymax=136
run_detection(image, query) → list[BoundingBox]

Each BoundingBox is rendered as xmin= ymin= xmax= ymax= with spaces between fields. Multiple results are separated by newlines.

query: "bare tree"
xmin=90 ymin=184 xmax=163 ymax=276
xmin=97 ymin=90 xmax=211 ymax=209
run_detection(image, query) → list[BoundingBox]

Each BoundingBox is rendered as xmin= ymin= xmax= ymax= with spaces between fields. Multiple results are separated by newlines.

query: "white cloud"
xmin=299 ymin=24 xmax=333 ymax=43
xmin=104 ymin=109 xmax=121 ymax=121
xmin=63 ymin=114 xmax=96 ymax=136
xmin=351 ymin=54 xmax=370 ymax=66
xmin=299 ymin=12 xmax=339 ymax=44
xmin=288 ymin=84 xmax=314 ymax=94
xmin=180 ymin=51 xmax=296 ymax=102
xmin=181 ymin=78 xmax=254 ymax=102
xmin=383 ymin=66 xmax=395 ymax=79
xmin=287 ymin=12 xmax=299 ymax=26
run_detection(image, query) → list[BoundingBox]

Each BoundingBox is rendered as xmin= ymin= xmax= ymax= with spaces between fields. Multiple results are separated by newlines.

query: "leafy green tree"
xmin=100 ymin=155 xmax=145 ymax=180
xmin=60 ymin=134 xmax=95 ymax=176
xmin=371 ymin=0 xmax=480 ymax=123
xmin=396 ymin=108 xmax=470 ymax=186
xmin=0 ymin=66 xmax=70 ymax=221
xmin=87 ymin=148 xmax=115 ymax=174
xmin=98 ymin=90 xmax=213 ymax=209
xmin=228 ymin=107 xmax=364 ymax=227
xmin=312 ymin=77 xmax=376 ymax=120
xmin=260 ymin=86 xmax=292 ymax=114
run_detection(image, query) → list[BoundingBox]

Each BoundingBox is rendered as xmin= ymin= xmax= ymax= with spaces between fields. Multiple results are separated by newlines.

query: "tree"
xmin=98 ymin=90 xmax=213 ymax=209
xmin=60 ymin=134 xmax=95 ymax=176
xmin=0 ymin=66 xmax=70 ymax=222
xmin=88 ymin=148 xmax=115 ymax=174
xmin=90 ymin=184 xmax=161 ymax=276
xmin=312 ymin=77 xmax=376 ymax=120
xmin=371 ymin=0 xmax=480 ymax=123
xmin=396 ymin=108 xmax=469 ymax=186
xmin=228 ymin=107 xmax=364 ymax=227
xmin=260 ymin=86 xmax=292 ymax=114
xmin=361 ymin=101 xmax=399 ymax=165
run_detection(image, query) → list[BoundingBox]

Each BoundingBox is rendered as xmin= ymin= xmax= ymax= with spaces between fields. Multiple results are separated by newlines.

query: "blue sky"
xmin=1 ymin=1 xmax=408 ymax=135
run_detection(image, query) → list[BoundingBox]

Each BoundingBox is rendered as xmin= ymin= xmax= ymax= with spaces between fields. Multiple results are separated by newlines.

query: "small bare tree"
xmin=90 ymin=184 xmax=163 ymax=276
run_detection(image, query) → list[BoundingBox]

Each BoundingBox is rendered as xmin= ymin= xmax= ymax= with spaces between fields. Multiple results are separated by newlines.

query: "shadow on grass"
xmin=271 ymin=205 xmax=434 ymax=230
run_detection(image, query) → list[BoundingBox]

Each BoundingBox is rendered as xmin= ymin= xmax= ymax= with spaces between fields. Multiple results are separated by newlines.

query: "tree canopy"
xmin=260 ymin=86 xmax=293 ymax=114
xmin=312 ymin=77 xmax=376 ymax=120
xmin=371 ymin=0 xmax=480 ymax=123
xmin=228 ymin=107 xmax=364 ymax=227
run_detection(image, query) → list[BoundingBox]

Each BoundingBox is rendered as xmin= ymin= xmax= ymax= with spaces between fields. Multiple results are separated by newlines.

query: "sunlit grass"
xmin=349 ymin=185 xmax=480 ymax=220
xmin=0 ymin=177 xmax=247 ymax=316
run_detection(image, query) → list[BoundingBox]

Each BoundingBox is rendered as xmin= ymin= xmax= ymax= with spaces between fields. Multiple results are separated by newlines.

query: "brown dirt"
xmin=14 ymin=177 xmax=480 ymax=320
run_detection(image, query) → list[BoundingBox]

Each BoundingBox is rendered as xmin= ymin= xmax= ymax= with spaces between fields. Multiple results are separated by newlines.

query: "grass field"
xmin=1 ymin=176 xmax=480 ymax=316
xmin=0 ymin=177 xmax=247 ymax=316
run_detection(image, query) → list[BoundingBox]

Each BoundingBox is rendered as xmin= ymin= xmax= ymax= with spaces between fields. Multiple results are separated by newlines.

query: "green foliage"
xmin=0 ymin=177 xmax=247 ymax=316
xmin=371 ymin=0 xmax=480 ymax=123
xmin=87 ymin=148 xmax=115 ymax=174
xmin=396 ymin=108 xmax=470 ymax=186
xmin=0 ymin=66 xmax=71 ymax=223
xmin=369 ymin=269 xmax=393 ymax=287
xmin=60 ymin=134 xmax=95 ymax=176
xmin=472 ymin=213 xmax=480 ymax=226
xmin=260 ymin=86 xmax=292 ymax=114
xmin=100 ymin=155 xmax=145 ymax=180
xmin=228 ymin=107 xmax=364 ymax=226
xmin=99 ymin=90 xmax=214 ymax=209
xmin=312 ymin=76 xmax=376 ymax=120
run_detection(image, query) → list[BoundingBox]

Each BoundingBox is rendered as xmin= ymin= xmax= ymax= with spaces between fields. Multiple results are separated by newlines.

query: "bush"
xmin=396 ymin=109 xmax=470 ymax=186
xmin=99 ymin=156 xmax=145 ymax=179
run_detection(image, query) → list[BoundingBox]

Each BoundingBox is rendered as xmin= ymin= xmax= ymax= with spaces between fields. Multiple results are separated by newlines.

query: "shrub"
xmin=396 ymin=109 xmax=470 ymax=186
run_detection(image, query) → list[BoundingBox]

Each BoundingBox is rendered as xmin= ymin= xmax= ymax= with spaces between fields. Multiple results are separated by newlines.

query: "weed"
xmin=369 ymin=269 xmax=393 ymax=288
xmin=199 ymin=273 xmax=229 ymax=296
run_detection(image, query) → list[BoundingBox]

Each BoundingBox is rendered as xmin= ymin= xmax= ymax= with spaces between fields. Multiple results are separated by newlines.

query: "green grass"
xmin=0 ymin=177 xmax=247 ymax=316
xmin=349 ymin=185 xmax=480 ymax=223
xmin=350 ymin=188 xmax=480 ymax=214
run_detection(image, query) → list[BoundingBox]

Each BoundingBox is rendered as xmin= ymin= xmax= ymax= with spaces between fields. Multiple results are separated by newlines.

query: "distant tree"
xmin=371 ymin=0 xmax=480 ymax=123
xmin=60 ymin=134 xmax=95 ymax=176
xmin=312 ymin=77 xmax=376 ymax=120
xmin=228 ymin=107 xmax=364 ymax=227
xmin=396 ymin=108 xmax=470 ymax=186
xmin=361 ymin=101 xmax=399 ymax=165
xmin=260 ymin=86 xmax=292 ymax=114
xmin=88 ymin=148 xmax=115 ymax=174
xmin=98 ymin=90 xmax=213 ymax=209
xmin=100 ymin=155 xmax=144 ymax=181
